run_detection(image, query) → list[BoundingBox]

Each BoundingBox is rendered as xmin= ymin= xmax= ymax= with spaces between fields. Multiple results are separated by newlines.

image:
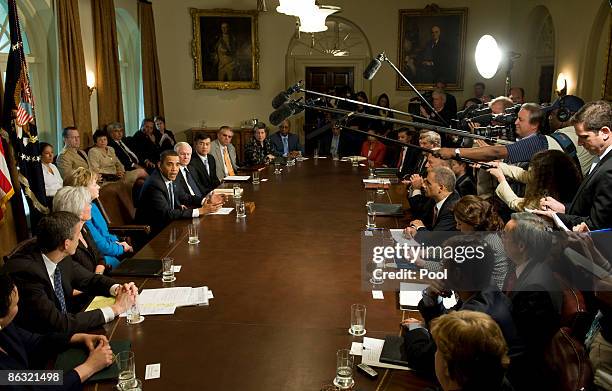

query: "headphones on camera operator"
xmin=556 ymin=95 xmax=573 ymax=123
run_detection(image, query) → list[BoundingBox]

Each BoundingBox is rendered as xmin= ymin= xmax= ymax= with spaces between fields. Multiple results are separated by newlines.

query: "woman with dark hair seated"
xmin=88 ymin=129 xmax=125 ymax=181
xmin=0 ymin=271 xmax=113 ymax=390
xmin=453 ymin=195 xmax=509 ymax=289
xmin=429 ymin=311 xmax=514 ymax=391
xmin=154 ymin=115 xmax=176 ymax=151
xmin=360 ymin=129 xmax=387 ymax=167
xmin=486 ymin=149 xmax=582 ymax=211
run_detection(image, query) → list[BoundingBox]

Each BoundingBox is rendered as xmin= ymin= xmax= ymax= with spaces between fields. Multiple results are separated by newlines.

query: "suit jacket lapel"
xmin=569 ymin=152 xmax=612 ymax=211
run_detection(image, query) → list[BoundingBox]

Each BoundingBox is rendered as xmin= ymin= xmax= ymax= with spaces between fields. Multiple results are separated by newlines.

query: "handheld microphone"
xmin=271 ymin=81 xmax=303 ymax=109
xmin=363 ymin=52 xmax=385 ymax=80
xmin=269 ymin=103 xmax=296 ymax=126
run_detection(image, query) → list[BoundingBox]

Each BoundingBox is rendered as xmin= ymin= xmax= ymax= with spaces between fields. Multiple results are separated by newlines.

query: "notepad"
xmin=85 ymin=296 xmax=116 ymax=312
xmin=55 ymin=340 xmax=131 ymax=383
xmin=399 ymin=282 xmax=457 ymax=309
xmin=207 ymin=207 xmax=234 ymax=215
xmin=361 ymin=337 xmax=411 ymax=370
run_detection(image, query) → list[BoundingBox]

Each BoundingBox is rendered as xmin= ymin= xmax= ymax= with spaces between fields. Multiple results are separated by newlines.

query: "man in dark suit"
xmin=190 ymin=133 xmax=221 ymax=193
xmin=2 ymin=212 xmax=137 ymax=334
xmin=540 ymin=101 xmax=612 ymax=230
xmin=501 ymin=212 xmax=562 ymax=390
xmin=450 ymin=160 xmax=476 ymax=196
xmin=319 ymin=122 xmax=352 ymax=158
xmin=405 ymin=166 xmax=460 ymax=236
xmin=135 ymin=150 xmax=223 ymax=234
xmin=396 ymin=128 xmax=421 ymax=178
xmin=107 ymin=122 xmax=140 ymax=171
xmin=268 ymin=120 xmax=303 ymax=158
xmin=174 ymin=142 xmax=206 ymax=207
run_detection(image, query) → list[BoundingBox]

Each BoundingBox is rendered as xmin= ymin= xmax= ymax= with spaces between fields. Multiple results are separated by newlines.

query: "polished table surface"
xmin=94 ymin=159 xmax=433 ymax=391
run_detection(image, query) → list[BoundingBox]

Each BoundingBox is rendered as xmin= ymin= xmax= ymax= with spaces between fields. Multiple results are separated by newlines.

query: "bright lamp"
xmin=298 ymin=5 xmax=339 ymax=33
xmin=475 ymin=35 xmax=502 ymax=79
xmin=277 ymin=0 xmax=316 ymax=16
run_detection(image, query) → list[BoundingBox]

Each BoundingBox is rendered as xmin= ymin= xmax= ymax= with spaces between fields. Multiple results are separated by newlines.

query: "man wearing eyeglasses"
xmin=57 ymin=127 xmax=90 ymax=177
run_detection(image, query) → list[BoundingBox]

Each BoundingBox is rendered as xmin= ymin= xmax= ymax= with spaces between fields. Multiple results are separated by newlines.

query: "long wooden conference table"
xmin=94 ymin=159 xmax=433 ymax=391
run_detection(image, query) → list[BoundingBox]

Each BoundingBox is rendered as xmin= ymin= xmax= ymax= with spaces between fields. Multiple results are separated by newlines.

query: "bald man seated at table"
xmin=2 ymin=212 xmax=137 ymax=335
xmin=135 ymin=150 xmax=224 ymax=234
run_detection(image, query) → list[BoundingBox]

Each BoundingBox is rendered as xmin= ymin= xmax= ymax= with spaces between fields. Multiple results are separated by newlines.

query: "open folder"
xmin=55 ymin=340 xmax=130 ymax=383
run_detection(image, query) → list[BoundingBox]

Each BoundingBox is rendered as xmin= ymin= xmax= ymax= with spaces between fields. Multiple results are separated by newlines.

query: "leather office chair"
xmin=554 ymin=272 xmax=591 ymax=339
xmin=544 ymin=326 xmax=593 ymax=391
xmin=97 ymin=179 xmax=150 ymax=249
xmin=3 ymin=237 xmax=37 ymax=265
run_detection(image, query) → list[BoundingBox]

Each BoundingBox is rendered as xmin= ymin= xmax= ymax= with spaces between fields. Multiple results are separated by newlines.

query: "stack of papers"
xmin=207 ymin=207 xmax=234 ymax=215
xmin=214 ymin=188 xmax=242 ymax=196
xmin=352 ymin=337 xmax=411 ymax=371
xmin=223 ymin=175 xmax=251 ymax=181
xmin=118 ymin=286 xmax=214 ymax=317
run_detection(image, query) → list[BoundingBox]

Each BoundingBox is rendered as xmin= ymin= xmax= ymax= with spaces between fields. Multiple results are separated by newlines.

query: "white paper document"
xmin=389 ymin=229 xmax=419 ymax=245
xmin=372 ymin=290 xmax=384 ymax=300
xmin=120 ymin=286 xmax=211 ymax=316
xmin=145 ymin=363 xmax=161 ymax=380
xmin=213 ymin=188 xmax=241 ymax=196
xmin=350 ymin=342 xmax=363 ymax=356
xmin=208 ymin=207 xmax=234 ymax=215
xmin=399 ymin=282 xmax=457 ymax=309
xmin=223 ymin=175 xmax=251 ymax=181
xmin=361 ymin=337 xmax=411 ymax=370
xmin=173 ymin=265 xmax=182 ymax=272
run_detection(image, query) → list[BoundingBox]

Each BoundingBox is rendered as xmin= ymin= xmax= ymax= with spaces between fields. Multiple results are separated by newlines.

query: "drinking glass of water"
xmin=119 ymin=379 xmax=142 ymax=391
xmin=116 ymin=351 xmax=135 ymax=389
xmin=236 ymin=201 xmax=246 ymax=218
xmin=252 ymin=171 xmax=260 ymax=184
xmin=126 ymin=296 xmax=144 ymax=325
xmin=233 ymin=184 xmax=242 ymax=199
xmin=366 ymin=204 xmax=376 ymax=229
xmin=333 ymin=349 xmax=355 ymax=389
xmin=314 ymin=148 xmax=319 ymax=159
xmin=162 ymin=257 xmax=176 ymax=282
xmin=188 ymin=223 xmax=199 ymax=245
xmin=349 ymin=304 xmax=366 ymax=336
xmin=274 ymin=161 xmax=281 ymax=174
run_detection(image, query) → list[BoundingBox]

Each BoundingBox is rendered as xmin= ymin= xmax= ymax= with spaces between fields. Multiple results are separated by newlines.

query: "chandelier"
xmin=276 ymin=0 xmax=340 ymax=33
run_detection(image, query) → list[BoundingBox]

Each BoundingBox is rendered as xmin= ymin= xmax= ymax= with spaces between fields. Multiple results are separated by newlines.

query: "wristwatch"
xmin=454 ymin=148 xmax=461 ymax=158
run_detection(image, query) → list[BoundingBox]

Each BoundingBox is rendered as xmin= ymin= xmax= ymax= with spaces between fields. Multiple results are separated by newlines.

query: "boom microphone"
xmin=363 ymin=52 xmax=385 ymax=80
xmin=271 ymin=81 xmax=303 ymax=109
xmin=269 ymin=103 xmax=296 ymax=126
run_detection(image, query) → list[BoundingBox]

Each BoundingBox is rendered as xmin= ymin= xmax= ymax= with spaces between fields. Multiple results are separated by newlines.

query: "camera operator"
xmin=439 ymin=98 xmax=592 ymax=174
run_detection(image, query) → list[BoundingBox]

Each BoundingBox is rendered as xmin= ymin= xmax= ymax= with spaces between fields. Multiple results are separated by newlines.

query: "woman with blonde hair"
xmin=63 ymin=168 xmax=131 ymax=270
xmin=430 ymin=311 xmax=513 ymax=391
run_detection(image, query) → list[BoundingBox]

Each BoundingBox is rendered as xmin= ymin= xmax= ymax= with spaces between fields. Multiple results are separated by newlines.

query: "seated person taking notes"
xmin=2 ymin=212 xmax=137 ymax=334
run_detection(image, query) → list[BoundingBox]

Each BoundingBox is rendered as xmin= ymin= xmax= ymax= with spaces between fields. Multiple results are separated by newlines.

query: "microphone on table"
xmin=363 ymin=52 xmax=385 ymax=80
xmin=271 ymin=81 xmax=303 ymax=109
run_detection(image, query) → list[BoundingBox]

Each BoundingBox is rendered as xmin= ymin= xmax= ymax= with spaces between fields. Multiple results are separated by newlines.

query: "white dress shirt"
xmin=42 ymin=163 xmax=63 ymax=196
xmin=180 ymin=166 xmax=196 ymax=196
xmin=163 ymin=176 xmax=199 ymax=217
xmin=42 ymin=253 xmax=119 ymax=322
xmin=588 ymin=143 xmax=612 ymax=175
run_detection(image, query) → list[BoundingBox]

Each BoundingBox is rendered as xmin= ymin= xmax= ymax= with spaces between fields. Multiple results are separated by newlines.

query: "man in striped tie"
xmin=2 ymin=211 xmax=138 ymax=334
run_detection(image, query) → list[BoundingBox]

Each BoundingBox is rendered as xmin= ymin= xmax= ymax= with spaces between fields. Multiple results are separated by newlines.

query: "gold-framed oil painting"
xmin=191 ymin=8 xmax=259 ymax=90
xmin=397 ymin=4 xmax=468 ymax=91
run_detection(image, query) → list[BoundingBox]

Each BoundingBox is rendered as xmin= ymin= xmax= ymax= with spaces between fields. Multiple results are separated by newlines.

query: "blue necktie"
xmin=53 ymin=267 xmax=67 ymax=314
xmin=203 ymin=157 xmax=210 ymax=175
xmin=282 ymin=137 xmax=289 ymax=157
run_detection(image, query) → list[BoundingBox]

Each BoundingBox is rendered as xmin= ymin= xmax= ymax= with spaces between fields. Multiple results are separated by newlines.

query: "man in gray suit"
xmin=210 ymin=126 xmax=239 ymax=181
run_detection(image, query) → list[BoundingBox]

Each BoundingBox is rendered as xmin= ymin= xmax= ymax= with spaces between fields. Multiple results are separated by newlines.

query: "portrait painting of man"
xmin=397 ymin=7 xmax=467 ymax=90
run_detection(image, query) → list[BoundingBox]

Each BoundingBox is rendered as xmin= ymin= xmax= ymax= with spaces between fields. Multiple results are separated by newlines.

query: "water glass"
xmin=252 ymin=171 xmax=260 ymax=184
xmin=349 ymin=304 xmax=366 ymax=336
xmin=116 ymin=351 xmax=135 ymax=388
xmin=119 ymin=379 xmax=142 ymax=391
xmin=126 ymin=296 xmax=143 ymax=325
xmin=368 ymin=167 xmax=375 ymax=178
xmin=296 ymin=151 xmax=304 ymax=161
xmin=188 ymin=223 xmax=199 ymax=244
xmin=376 ymin=178 xmax=386 ymax=195
xmin=366 ymin=204 xmax=376 ymax=229
xmin=351 ymin=157 xmax=359 ymax=167
xmin=314 ymin=148 xmax=319 ymax=159
xmin=162 ymin=257 xmax=176 ymax=282
xmin=333 ymin=349 xmax=355 ymax=389
xmin=236 ymin=201 xmax=246 ymax=218
xmin=233 ymin=184 xmax=242 ymax=199
xmin=274 ymin=162 xmax=281 ymax=174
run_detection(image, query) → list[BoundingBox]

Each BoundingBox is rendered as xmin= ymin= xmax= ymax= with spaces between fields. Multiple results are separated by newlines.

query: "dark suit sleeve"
xmin=403 ymin=328 xmax=436 ymax=380
xmin=432 ymin=209 xmax=457 ymax=231
xmin=408 ymin=194 xmax=431 ymax=221
xmin=147 ymin=183 xmax=195 ymax=222
xmin=558 ymin=169 xmax=612 ymax=229
xmin=8 ymin=267 xmax=106 ymax=334
xmin=512 ymin=288 xmax=560 ymax=349
xmin=68 ymin=260 xmax=115 ymax=295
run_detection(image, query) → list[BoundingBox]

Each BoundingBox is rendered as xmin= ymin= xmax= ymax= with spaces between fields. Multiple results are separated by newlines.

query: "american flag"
xmin=15 ymin=72 xmax=35 ymax=126
xmin=0 ymin=135 xmax=14 ymax=221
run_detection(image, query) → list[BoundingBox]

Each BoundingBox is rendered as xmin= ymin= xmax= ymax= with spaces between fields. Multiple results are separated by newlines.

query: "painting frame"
xmin=190 ymin=8 xmax=260 ymax=90
xmin=397 ymin=4 xmax=468 ymax=91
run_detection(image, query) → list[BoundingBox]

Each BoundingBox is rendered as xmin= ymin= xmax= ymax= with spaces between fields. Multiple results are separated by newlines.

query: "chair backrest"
xmin=553 ymin=272 xmax=590 ymax=339
xmin=3 ymin=237 xmax=37 ymax=264
xmin=544 ymin=326 xmax=593 ymax=391
xmin=98 ymin=181 xmax=138 ymax=226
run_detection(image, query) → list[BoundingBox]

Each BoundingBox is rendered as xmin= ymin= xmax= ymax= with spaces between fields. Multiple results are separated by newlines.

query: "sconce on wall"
xmin=86 ymin=70 xmax=96 ymax=98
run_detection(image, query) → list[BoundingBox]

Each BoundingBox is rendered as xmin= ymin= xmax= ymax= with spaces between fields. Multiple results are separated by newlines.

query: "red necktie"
xmin=432 ymin=205 xmax=439 ymax=225
xmin=397 ymin=148 xmax=405 ymax=169
xmin=503 ymin=270 xmax=517 ymax=294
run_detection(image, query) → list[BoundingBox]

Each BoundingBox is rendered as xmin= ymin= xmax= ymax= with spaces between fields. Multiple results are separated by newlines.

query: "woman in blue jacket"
xmin=63 ymin=167 xmax=133 ymax=270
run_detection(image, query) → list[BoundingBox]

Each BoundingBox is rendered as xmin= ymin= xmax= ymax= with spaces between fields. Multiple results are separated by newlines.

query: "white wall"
xmin=72 ymin=0 xmax=610 ymax=141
